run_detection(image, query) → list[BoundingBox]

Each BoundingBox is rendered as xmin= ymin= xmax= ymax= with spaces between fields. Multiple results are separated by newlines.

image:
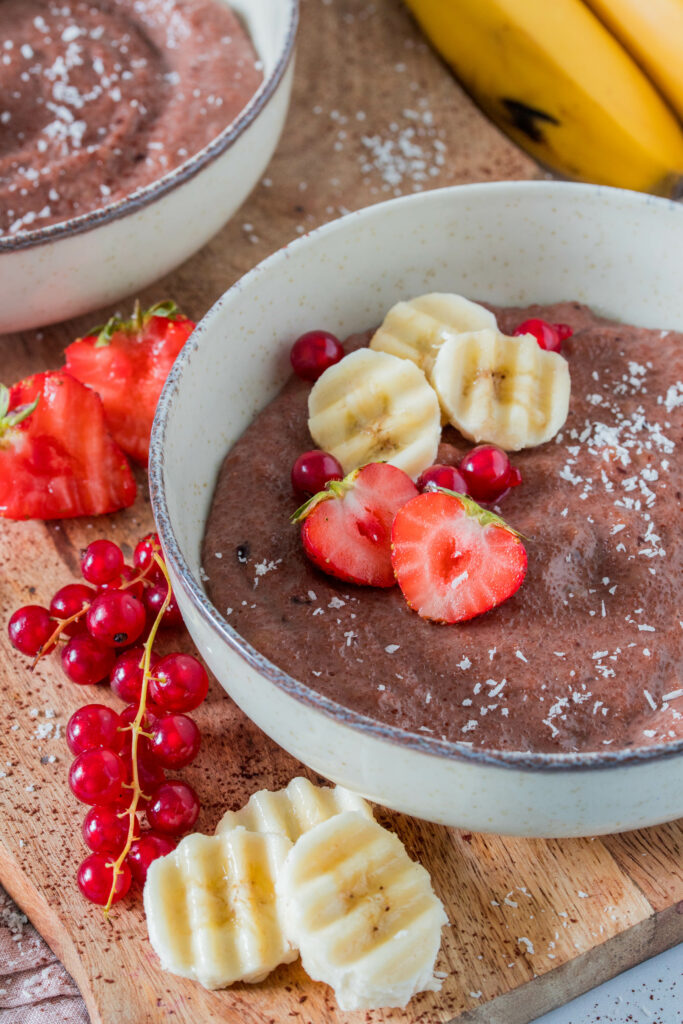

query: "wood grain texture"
xmin=0 ymin=2 xmax=680 ymax=1023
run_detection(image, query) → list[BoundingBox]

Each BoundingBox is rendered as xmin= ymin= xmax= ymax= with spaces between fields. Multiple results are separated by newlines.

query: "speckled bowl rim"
xmin=150 ymin=181 xmax=683 ymax=775
xmin=0 ymin=0 xmax=299 ymax=254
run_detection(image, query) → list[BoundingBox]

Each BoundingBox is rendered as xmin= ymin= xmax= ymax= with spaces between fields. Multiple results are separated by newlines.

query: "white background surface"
xmin=533 ymin=944 xmax=682 ymax=1024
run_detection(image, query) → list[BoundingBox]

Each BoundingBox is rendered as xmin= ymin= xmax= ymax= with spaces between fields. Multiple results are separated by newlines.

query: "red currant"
xmin=150 ymin=714 xmax=201 ymax=769
xmin=69 ymin=749 xmax=125 ymax=805
xmin=86 ymin=591 xmax=146 ymax=648
xmin=144 ymin=583 xmax=183 ymax=628
xmin=459 ymin=445 xmax=522 ymax=504
xmin=66 ymin=704 xmax=123 ymax=756
xmin=416 ymin=464 xmax=469 ymax=494
xmin=126 ymin=833 xmax=175 ymax=885
xmin=62 ymin=634 xmax=116 ymax=686
xmin=81 ymin=540 xmax=124 ymax=586
xmin=147 ymin=781 xmax=200 ymax=836
xmin=82 ymin=805 xmax=139 ymax=856
xmin=554 ymin=322 xmax=573 ymax=342
xmin=77 ymin=853 xmax=131 ymax=905
xmin=110 ymin=647 xmax=159 ymax=703
xmin=49 ymin=584 xmax=95 ymax=636
xmin=513 ymin=318 xmax=563 ymax=353
xmin=290 ymin=330 xmax=344 ymax=381
xmin=133 ymin=533 xmax=164 ymax=581
xmin=150 ymin=654 xmax=209 ymax=712
xmin=8 ymin=605 xmax=55 ymax=657
xmin=98 ymin=565 xmax=144 ymax=602
xmin=291 ymin=450 xmax=344 ymax=497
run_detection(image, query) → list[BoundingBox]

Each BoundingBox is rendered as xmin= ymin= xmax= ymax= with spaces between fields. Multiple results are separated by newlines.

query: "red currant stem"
xmin=30 ymin=609 xmax=85 ymax=669
xmin=103 ymin=553 xmax=172 ymax=917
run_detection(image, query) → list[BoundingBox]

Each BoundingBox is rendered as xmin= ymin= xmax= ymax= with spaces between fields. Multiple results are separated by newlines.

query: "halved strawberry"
xmin=65 ymin=301 xmax=195 ymax=465
xmin=0 ymin=372 xmax=136 ymax=520
xmin=391 ymin=490 xmax=526 ymax=622
xmin=293 ymin=462 xmax=418 ymax=586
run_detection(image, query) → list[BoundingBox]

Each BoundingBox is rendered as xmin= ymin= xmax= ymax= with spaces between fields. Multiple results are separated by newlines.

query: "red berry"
xmin=150 ymin=714 xmax=201 ymax=769
xmin=144 ymin=582 xmax=183 ymax=628
xmin=7 ymin=605 xmax=55 ymax=656
xmin=69 ymin=749 xmax=125 ymax=805
xmin=119 ymin=702 xmax=159 ymax=731
xmin=77 ymin=853 xmax=131 ymax=905
xmin=66 ymin=704 xmax=123 ymax=756
xmin=62 ymin=634 xmax=116 ymax=686
xmin=110 ymin=646 xmax=159 ymax=703
xmin=416 ymin=464 xmax=469 ymax=495
xmin=82 ymin=804 xmax=139 ymax=856
xmin=459 ymin=445 xmax=522 ymax=504
xmin=81 ymin=540 xmax=124 ymax=586
xmin=391 ymin=490 xmax=527 ymax=623
xmin=133 ymin=533 xmax=164 ymax=580
xmin=126 ymin=833 xmax=175 ymax=885
xmin=98 ymin=565 xmax=144 ymax=601
xmin=290 ymin=330 xmax=344 ymax=381
xmin=49 ymin=584 xmax=95 ymax=635
xmin=147 ymin=781 xmax=200 ymax=836
xmin=554 ymin=322 xmax=573 ymax=342
xmin=291 ymin=450 xmax=344 ymax=497
xmin=513 ymin=318 xmax=562 ymax=353
xmin=150 ymin=653 xmax=209 ymax=712
xmin=86 ymin=590 xmax=146 ymax=647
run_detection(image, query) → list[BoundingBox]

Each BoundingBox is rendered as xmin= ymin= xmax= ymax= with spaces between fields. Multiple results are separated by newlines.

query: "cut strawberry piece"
xmin=65 ymin=300 xmax=195 ymax=465
xmin=391 ymin=490 xmax=526 ymax=623
xmin=0 ymin=372 xmax=136 ymax=520
xmin=294 ymin=463 xmax=418 ymax=587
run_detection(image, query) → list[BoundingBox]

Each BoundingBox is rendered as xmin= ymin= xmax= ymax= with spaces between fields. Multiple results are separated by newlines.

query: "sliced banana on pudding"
xmin=370 ymin=292 xmax=496 ymax=378
xmin=216 ymin=776 xmax=374 ymax=843
xmin=432 ymin=327 xmax=571 ymax=450
xmin=307 ymin=348 xmax=441 ymax=480
xmin=144 ymin=829 xmax=297 ymax=989
xmin=277 ymin=811 xmax=447 ymax=1011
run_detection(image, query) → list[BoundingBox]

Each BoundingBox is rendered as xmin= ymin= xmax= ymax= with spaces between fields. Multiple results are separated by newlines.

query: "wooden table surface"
xmin=1 ymin=2 xmax=681 ymax=1024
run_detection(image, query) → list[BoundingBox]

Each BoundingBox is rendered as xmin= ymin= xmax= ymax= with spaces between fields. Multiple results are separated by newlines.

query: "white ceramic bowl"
xmin=0 ymin=0 xmax=298 ymax=335
xmin=150 ymin=182 xmax=683 ymax=838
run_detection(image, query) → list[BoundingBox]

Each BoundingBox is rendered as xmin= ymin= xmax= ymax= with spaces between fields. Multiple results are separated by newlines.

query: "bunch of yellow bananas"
xmin=404 ymin=0 xmax=683 ymax=196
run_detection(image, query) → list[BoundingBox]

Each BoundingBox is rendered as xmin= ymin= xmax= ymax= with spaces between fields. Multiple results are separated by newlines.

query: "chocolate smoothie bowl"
xmin=150 ymin=182 xmax=683 ymax=837
xmin=0 ymin=0 xmax=298 ymax=332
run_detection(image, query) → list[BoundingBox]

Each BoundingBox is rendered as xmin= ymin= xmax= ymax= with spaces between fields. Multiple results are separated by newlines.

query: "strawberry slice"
xmin=65 ymin=301 xmax=195 ymax=465
xmin=293 ymin=463 xmax=418 ymax=587
xmin=391 ymin=490 xmax=527 ymax=622
xmin=0 ymin=372 xmax=136 ymax=520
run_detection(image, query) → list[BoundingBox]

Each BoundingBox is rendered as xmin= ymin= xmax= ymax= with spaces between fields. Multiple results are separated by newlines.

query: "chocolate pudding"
xmin=0 ymin=0 xmax=263 ymax=236
xmin=202 ymin=303 xmax=683 ymax=754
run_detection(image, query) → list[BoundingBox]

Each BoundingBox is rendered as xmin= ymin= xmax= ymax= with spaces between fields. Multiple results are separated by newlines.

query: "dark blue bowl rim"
xmin=149 ymin=181 xmax=683 ymax=775
xmin=0 ymin=1 xmax=299 ymax=254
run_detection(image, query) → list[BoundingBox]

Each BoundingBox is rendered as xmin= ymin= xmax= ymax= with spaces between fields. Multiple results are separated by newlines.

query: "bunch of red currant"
xmin=8 ymin=534 xmax=209 ymax=911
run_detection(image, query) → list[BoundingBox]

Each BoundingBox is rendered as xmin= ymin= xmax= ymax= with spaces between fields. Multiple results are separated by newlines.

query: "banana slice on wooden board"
xmin=144 ymin=829 xmax=297 ymax=989
xmin=308 ymin=348 xmax=441 ymax=480
xmin=432 ymin=327 xmax=571 ymax=450
xmin=277 ymin=811 xmax=448 ymax=1011
xmin=370 ymin=292 xmax=497 ymax=378
xmin=216 ymin=777 xmax=374 ymax=843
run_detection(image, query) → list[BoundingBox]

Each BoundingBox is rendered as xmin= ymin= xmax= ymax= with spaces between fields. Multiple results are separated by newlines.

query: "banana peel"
xmin=404 ymin=0 xmax=683 ymax=196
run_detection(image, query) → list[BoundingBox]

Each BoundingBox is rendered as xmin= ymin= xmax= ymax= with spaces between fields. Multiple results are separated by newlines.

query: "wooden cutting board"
xmin=0 ymin=2 xmax=681 ymax=1023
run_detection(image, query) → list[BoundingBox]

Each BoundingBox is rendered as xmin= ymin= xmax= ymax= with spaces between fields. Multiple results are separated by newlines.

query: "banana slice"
xmin=370 ymin=292 xmax=496 ymax=378
xmin=277 ymin=811 xmax=447 ymax=1011
xmin=144 ymin=829 xmax=297 ymax=989
xmin=307 ymin=348 xmax=441 ymax=480
xmin=432 ymin=327 xmax=570 ymax=450
xmin=216 ymin=777 xmax=374 ymax=842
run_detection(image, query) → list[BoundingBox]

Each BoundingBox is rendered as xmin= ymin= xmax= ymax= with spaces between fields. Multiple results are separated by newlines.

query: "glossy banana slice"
xmin=144 ymin=829 xmax=297 ymax=989
xmin=216 ymin=777 xmax=374 ymax=842
xmin=277 ymin=811 xmax=447 ymax=1011
xmin=432 ymin=327 xmax=571 ymax=450
xmin=308 ymin=348 xmax=441 ymax=479
xmin=370 ymin=292 xmax=497 ymax=378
